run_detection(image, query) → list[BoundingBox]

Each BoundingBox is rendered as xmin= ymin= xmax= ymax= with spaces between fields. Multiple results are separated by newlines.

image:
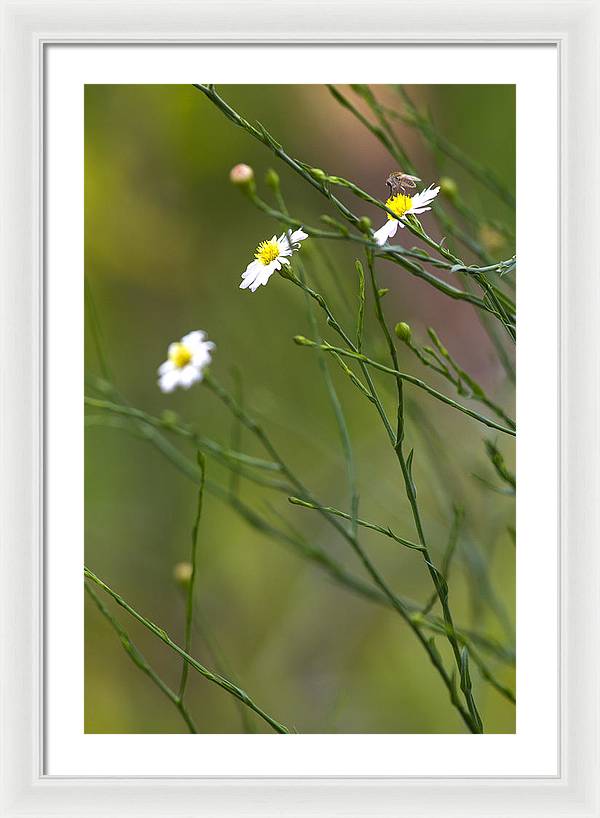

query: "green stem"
xmin=203 ymin=374 xmax=477 ymax=733
xmin=85 ymin=583 xmax=198 ymax=733
xmin=293 ymin=338 xmax=515 ymax=437
xmin=86 ymin=376 xmax=515 ymax=705
xmin=250 ymin=185 xmax=512 ymax=304
xmin=395 ymin=85 xmax=516 ymax=209
xmin=275 ymin=192 xmax=359 ymax=539
xmin=177 ymin=452 xmax=206 ymax=702
xmin=365 ymin=250 xmax=483 ymax=733
xmin=402 ymin=329 xmax=515 ymax=429
xmin=191 ymin=606 xmax=256 ymax=732
xmin=84 ymin=567 xmax=290 ymax=734
xmin=328 ymin=84 xmax=490 ymax=262
xmin=288 ymin=496 xmax=424 ymax=552
xmin=195 ymin=84 xmax=514 ymax=332
xmin=84 ymin=396 xmax=291 ymax=492
xmin=421 ymin=506 xmax=463 ymax=616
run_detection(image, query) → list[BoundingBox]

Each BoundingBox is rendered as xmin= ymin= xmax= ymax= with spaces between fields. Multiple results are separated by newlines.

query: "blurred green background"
xmin=85 ymin=84 xmax=516 ymax=734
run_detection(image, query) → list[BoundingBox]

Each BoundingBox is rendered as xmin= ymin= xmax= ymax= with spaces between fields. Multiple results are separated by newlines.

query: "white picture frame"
xmin=1 ymin=0 xmax=598 ymax=815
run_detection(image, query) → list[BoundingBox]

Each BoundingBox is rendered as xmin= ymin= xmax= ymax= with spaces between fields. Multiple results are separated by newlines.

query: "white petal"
xmin=187 ymin=338 xmax=211 ymax=357
xmin=158 ymin=359 xmax=174 ymax=376
xmin=373 ymin=220 xmax=399 ymax=246
xmin=277 ymin=233 xmax=294 ymax=254
xmin=241 ymin=260 xmax=263 ymax=289
xmin=290 ymin=228 xmax=308 ymax=243
xmin=181 ymin=330 xmax=206 ymax=348
xmin=191 ymin=346 xmax=213 ymax=367
xmin=179 ymin=365 xmax=202 ymax=389
xmin=251 ymin=267 xmax=275 ymax=291
xmin=260 ymin=267 xmax=276 ymax=286
xmin=240 ymin=270 xmax=259 ymax=289
xmin=243 ymin=261 xmax=276 ymax=292
xmin=410 ymin=184 xmax=440 ymax=212
xmin=159 ymin=369 xmax=181 ymax=393
xmin=242 ymin=259 xmax=260 ymax=278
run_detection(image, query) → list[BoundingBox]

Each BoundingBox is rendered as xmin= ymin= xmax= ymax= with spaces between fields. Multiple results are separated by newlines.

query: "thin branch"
xmin=293 ymin=337 xmax=515 ymax=437
xmin=84 ymin=567 xmax=290 ymax=734
xmin=85 ymin=583 xmax=198 ymax=733
xmin=177 ymin=452 xmax=206 ymax=703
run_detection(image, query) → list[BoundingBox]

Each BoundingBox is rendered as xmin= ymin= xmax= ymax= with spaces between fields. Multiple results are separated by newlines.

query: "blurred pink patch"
xmin=229 ymin=163 xmax=254 ymax=185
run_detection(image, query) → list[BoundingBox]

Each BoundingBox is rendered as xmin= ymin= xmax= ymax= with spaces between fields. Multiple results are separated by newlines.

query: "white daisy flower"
xmin=240 ymin=228 xmax=308 ymax=292
xmin=157 ymin=331 xmax=215 ymax=393
xmin=373 ymin=184 xmax=440 ymax=246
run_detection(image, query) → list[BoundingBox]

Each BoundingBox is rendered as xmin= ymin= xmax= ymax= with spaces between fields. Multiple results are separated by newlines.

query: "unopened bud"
xmin=173 ymin=561 xmax=193 ymax=588
xmin=309 ymin=167 xmax=328 ymax=182
xmin=479 ymin=224 xmax=505 ymax=254
xmin=95 ymin=378 xmax=112 ymax=395
xmin=394 ymin=322 xmax=412 ymax=343
xmin=293 ymin=335 xmax=314 ymax=347
xmin=357 ymin=216 xmax=372 ymax=235
xmin=265 ymin=168 xmax=280 ymax=191
xmin=229 ymin=163 xmax=255 ymax=189
xmin=161 ymin=409 xmax=179 ymax=427
xmin=378 ymin=287 xmax=390 ymax=297
xmin=439 ymin=176 xmax=458 ymax=200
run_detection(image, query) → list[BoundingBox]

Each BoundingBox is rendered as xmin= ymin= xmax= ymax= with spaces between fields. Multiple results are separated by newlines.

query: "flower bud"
xmin=160 ymin=409 xmax=179 ymax=427
xmin=394 ymin=322 xmax=412 ymax=343
xmin=479 ymin=224 xmax=504 ymax=254
xmin=265 ymin=168 xmax=280 ymax=191
xmin=439 ymin=176 xmax=458 ymax=200
xmin=378 ymin=287 xmax=390 ymax=298
xmin=95 ymin=378 xmax=112 ymax=395
xmin=173 ymin=561 xmax=193 ymax=588
xmin=293 ymin=335 xmax=314 ymax=347
xmin=229 ymin=163 xmax=255 ymax=189
xmin=309 ymin=167 xmax=327 ymax=182
xmin=357 ymin=216 xmax=372 ymax=235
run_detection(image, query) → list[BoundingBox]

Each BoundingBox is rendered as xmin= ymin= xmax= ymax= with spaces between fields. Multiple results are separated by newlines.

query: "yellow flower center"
xmin=255 ymin=239 xmax=280 ymax=265
xmin=169 ymin=343 xmax=192 ymax=369
xmin=386 ymin=193 xmax=413 ymax=221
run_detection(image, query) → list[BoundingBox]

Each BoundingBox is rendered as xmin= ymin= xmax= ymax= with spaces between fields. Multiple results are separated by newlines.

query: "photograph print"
xmin=84 ymin=83 xmax=516 ymax=735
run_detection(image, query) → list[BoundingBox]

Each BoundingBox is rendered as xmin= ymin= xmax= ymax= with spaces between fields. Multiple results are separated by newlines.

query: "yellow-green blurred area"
xmin=85 ymin=84 xmax=516 ymax=734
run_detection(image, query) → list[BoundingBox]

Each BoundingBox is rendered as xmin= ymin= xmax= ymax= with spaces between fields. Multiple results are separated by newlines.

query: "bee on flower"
xmin=240 ymin=228 xmax=308 ymax=292
xmin=373 ymin=183 xmax=440 ymax=246
xmin=157 ymin=331 xmax=215 ymax=393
